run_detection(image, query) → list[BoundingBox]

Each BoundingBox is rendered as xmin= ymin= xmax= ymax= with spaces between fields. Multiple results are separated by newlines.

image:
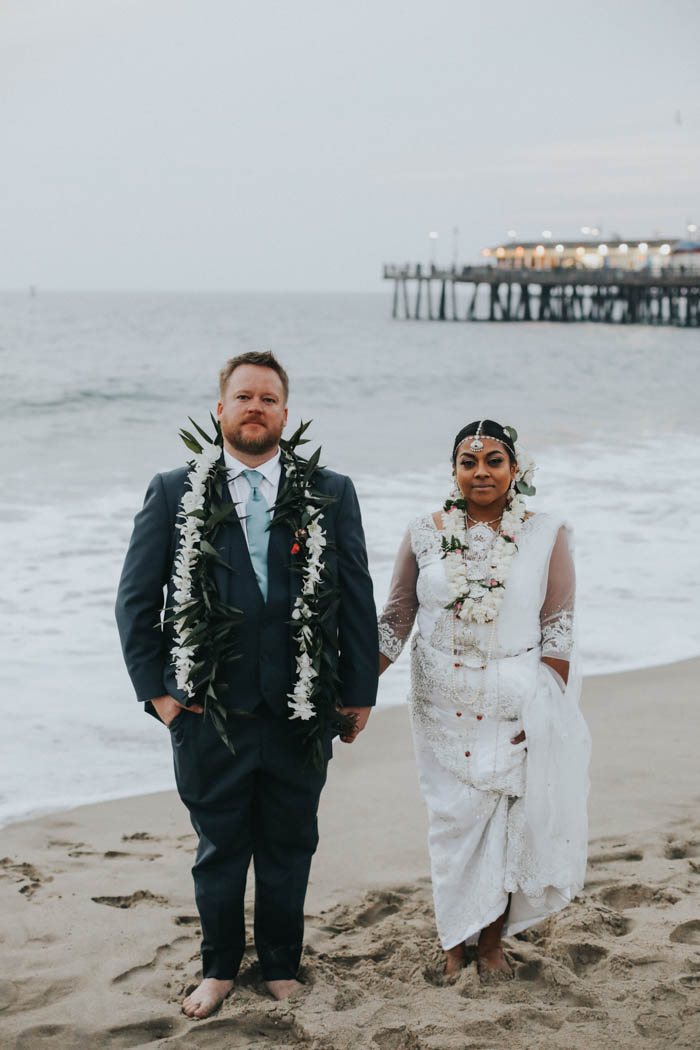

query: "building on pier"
xmin=481 ymin=238 xmax=678 ymax=272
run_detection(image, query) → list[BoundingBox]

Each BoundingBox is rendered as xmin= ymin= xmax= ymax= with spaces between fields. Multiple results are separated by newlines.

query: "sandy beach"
xmin=2 ymin=659 xmax=699 ymax=1050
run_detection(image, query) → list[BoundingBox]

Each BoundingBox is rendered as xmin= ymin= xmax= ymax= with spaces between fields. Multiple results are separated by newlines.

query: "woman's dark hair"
xmin=451 ymin=420 xmax=516 ymax=465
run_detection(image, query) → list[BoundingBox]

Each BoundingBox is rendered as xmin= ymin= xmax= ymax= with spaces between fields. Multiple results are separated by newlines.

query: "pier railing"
xmin=383 ymin=264 xmax=700 ymax=325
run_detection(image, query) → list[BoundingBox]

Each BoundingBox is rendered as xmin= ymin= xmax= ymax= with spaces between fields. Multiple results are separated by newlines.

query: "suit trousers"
xmin=168 ymin=704 xmax=328 ymax=980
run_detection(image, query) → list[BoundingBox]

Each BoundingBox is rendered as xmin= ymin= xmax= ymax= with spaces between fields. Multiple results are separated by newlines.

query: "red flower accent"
xmin=291 ymin=542 xmax=301 ymax=555
xmin=490 ymin=578 xmax=498 ymax=586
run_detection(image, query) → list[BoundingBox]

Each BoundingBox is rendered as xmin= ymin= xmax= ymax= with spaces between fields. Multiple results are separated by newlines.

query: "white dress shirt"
xmin=222 ymin=447 xmax=282 ymax=548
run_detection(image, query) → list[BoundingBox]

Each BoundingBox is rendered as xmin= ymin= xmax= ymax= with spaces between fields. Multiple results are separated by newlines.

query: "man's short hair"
xmin=218 ymin=351 xmax=290 ymax=402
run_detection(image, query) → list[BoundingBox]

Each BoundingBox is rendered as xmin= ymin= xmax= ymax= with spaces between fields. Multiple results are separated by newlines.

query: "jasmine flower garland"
xmin=441 ymin=437 xmax=536 ymax=624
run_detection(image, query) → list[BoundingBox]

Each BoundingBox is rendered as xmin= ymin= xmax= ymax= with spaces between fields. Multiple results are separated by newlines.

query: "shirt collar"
xmin=223 ymin=446 xmax=282 ymax=485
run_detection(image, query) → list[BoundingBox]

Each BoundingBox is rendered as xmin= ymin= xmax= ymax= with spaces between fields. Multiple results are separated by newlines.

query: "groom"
xmin=116 ymin=351 xmax=378 ymax=1018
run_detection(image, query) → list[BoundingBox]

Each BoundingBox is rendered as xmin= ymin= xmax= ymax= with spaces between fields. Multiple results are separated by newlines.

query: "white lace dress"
xmin=378 ymin=512 xmax=591 ymax=950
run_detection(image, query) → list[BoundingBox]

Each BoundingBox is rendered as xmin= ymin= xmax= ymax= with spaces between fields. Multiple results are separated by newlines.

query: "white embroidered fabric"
xmin=377 ymin=512 xmax=590 ymax=949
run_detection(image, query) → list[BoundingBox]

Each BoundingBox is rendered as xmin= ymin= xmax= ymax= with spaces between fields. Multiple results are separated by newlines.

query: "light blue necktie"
xmin=242 ymin=469 xmax=270 ymax=601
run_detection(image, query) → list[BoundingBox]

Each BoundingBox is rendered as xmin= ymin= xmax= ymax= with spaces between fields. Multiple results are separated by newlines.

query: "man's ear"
xmin=216 ymin=401 xmax=223 ymax=418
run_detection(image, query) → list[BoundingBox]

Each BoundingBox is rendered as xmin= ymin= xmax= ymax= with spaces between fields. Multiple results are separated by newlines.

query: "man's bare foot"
xmin=182 ymin=977 xmax=234 ymax=1018
xmin=477 ymin=945 xmax=513 ymax=980
xmin=265 ymin=978 xmax=303 ymax=1001
xmin=444 ymin=943 xmax=466 ymax=976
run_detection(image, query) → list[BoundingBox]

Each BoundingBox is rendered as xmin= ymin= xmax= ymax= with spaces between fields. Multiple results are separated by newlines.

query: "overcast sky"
xmin=1 ymin=0 xmax=698 ymax=291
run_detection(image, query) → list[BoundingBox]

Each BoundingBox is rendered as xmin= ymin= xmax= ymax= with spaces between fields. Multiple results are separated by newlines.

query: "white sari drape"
xmin=378 ymin=513 xmax=590 ymax=949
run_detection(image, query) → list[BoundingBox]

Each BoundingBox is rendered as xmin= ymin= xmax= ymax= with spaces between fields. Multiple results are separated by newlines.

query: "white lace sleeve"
xmin=540 ymin=525 xmax=575 ymax=658
xmin=378 ymin=529 xmax=419 ymax=662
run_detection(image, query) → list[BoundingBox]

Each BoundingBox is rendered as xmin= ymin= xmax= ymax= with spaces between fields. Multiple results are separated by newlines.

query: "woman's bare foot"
xmin=477 ymin=945 xmax=513 ymax=979
xmin=477 ymin=898 xmax=513 ymax=980
xmin=182 ymin=977 xmax=234 ymax=1018
xmin=444 ymin=943 xmax=466 ymax=975
xmin=265 ymin=978 xmax=303 ymax=1000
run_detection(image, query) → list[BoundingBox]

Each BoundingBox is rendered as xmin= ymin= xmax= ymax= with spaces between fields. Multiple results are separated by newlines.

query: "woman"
xmin=378 ymin=419 xmax=590 ymax=978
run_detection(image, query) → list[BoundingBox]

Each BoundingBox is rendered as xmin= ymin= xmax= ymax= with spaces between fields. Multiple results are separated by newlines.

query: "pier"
xmin=383 ymin=265 xmax=700 ymax=326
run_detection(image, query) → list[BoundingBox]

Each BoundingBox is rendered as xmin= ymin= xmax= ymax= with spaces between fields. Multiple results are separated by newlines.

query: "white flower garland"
xmin=171 ymin=442 xmax=223 ymax=696
xmin=288 ymin=493 xmax=327 ymax=721
xmin=171 ymin=447 xmax=329 ymax=722
xmin=442 ymin=440 xmax=535 ymax=624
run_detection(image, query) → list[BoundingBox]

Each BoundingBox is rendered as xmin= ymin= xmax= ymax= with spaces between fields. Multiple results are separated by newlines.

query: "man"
xmin=116 ymin=351 xmax=378 ymax=1018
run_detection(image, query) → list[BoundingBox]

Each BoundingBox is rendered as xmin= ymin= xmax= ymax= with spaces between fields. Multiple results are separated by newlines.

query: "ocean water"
xmin=2 ymin=291 xmax=699 ymax=826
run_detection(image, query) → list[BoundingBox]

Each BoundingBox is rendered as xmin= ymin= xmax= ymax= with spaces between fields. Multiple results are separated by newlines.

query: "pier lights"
xmin=496 ymin=246 xmax=506 ymax=258
xmin=580 ymin=226 xmax=591 ymax=235
xmin=535 ymin=244 xmax=545 ymax=255
xmin=638 ymin=242 xmax=648 ymax=253
xmin=507 ymin=229 xmax=517 ymax=239
xmin=555 ymin=244 xmax=565 ymax=252
xmin=619 ymin=243 xmax=629 ymax=253
xmin=575 ymin=246 xmax=586 ymax=258
xmin=542 ymin=230 xmax=552 ymax=239
xmin=598 ymin=244 xmax=608 ymax=255
xmin=659 ymin=244 xmax=671 ymax=256
xmin=688 ymin=223 xmax=697 ymax=236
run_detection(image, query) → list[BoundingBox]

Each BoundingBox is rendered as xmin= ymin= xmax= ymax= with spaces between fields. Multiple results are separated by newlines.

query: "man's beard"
xmin=226 ymin=422 xmax=282 ymax=456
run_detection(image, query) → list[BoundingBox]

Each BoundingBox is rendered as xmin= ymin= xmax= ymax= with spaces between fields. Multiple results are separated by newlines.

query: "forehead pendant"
xmin=469 ymin=421 xmax=484 ymax=452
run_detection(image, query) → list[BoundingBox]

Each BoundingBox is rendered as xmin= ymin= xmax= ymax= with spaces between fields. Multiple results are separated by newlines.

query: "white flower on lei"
xmin=442 ymin=444 xmax=533 ymax=623
xmin=170 ymin=442 xmax=222 ymax=697
xmin=514 ymin=443 xmax=536 ymax=487
xmin=288 ymin=513 xmax=327 ymax=720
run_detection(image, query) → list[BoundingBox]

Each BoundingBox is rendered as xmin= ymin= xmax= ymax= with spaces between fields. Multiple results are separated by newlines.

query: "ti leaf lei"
xmin=167 ymin=416 xmax=352 ymax=769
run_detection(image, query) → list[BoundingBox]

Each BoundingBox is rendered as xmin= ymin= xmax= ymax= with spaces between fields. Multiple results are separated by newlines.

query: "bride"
xmin=378 ymin=419 xmax=590 ymax=977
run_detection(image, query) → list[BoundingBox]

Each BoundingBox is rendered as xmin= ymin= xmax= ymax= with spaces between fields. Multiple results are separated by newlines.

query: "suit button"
xmin=476 ymin=714 xmax=483 ymax=720
xmin=464 ymin=750 xmax=471 ymax=757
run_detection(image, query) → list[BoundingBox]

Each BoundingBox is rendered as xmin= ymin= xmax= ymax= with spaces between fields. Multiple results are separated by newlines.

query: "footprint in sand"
xmin=91 ymin=889 xmax=169 ymax=909
xmin=559 ymin=941 xmax=609 ymax=977
xmin=670 ymin=919 xmax=700 ymax=945
xmin=113 ymin=936 xmax=192 ymax=987
xmin=0 ymin=858 xmax=48 ymax=899
xmin=122 ymin=832 xmax=161 ymax=842
xmin=15 ymin=1018 xmax=179 ymax=1049
xmin=355 ymin=895 xmax=401 ymax=928
xmin=103 ymin=850 xmax=163 ymax=861
xmin=162 ymin=1012 xmax=305 ymax=1048
xmin=597 ymin=884 xmax=657 ymax=910
xmin=0 ymin=977 xmax=76 ymax=1016
xmin=587 ymin=849 xmax=643 ymax=866
xmin=664 ymin=837 xmax=700 ymax=860
xmin=372 ymin=1024 xmax=427 ymax=1050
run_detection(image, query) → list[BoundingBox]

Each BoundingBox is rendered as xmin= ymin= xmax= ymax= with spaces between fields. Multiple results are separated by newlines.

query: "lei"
xmin=168 ymin=417 xmax=349 ymax=765
xmin=441 ymin=430 xmax=536 ymax=624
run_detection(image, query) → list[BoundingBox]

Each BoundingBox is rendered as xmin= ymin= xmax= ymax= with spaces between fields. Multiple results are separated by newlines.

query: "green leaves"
xmin=504 ymin=425 xmax=518 ymax=443
xmin=179 ymin=428 xmax=203 ymax=455
xmin=516 ymin=478 xmax=536 ymax=497
xmin=171 ymin=412 xmax=343 ymax=764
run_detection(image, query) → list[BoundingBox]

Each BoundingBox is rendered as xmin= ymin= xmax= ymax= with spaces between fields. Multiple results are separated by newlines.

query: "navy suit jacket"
xmin=115 ymin=458 xmax=379 ymax=721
